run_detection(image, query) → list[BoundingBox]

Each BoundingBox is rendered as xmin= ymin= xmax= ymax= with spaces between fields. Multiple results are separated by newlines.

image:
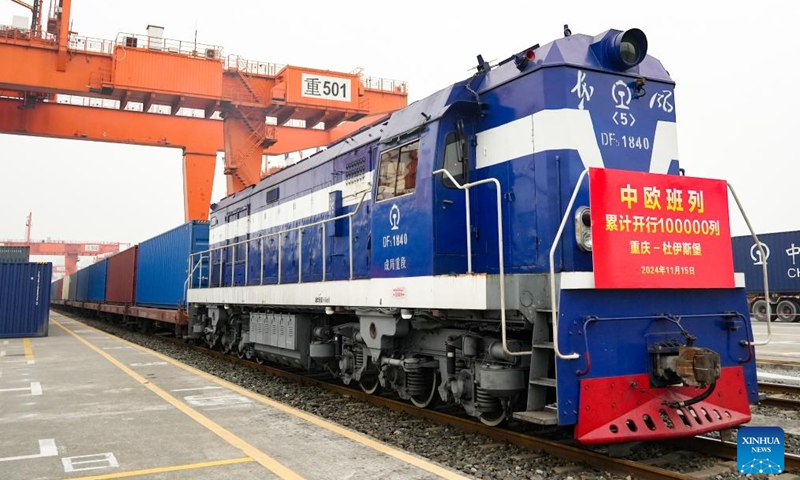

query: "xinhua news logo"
xmin=737 ymin=426 xmax=784 ymax=474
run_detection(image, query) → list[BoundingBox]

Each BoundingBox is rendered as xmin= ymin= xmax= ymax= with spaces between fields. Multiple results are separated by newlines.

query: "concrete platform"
xmin=0 ymin=312 xmax=471 ymax=480
xmin=753 ymin=322 xmax=800 ymax=363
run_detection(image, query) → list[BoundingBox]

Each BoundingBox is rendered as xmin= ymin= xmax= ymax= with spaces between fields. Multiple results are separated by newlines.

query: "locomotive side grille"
xmin=345 ymin=158 xmax=366 ymax=185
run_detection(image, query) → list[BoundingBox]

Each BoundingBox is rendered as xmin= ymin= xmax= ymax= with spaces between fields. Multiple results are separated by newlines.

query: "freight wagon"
xmin=732 ymin=230 xmax=800 ymax=322
xmin=53 ymin=221 xmax=209 ymax=332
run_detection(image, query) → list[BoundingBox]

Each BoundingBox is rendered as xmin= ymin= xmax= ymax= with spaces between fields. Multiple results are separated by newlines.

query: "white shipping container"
xmin=62 ymin=274 xmax=70 ymax=300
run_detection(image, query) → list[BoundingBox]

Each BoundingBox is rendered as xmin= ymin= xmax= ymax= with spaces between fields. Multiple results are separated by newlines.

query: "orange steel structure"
xmin=0 ymin=213 xmax=124 ymax=276
xmin=0 ymin=0 xmax=408 ymax=221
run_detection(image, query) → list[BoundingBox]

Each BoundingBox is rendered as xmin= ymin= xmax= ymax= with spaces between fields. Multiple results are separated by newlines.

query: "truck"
xmin=732 ymin=230 xmax=800 ymax=322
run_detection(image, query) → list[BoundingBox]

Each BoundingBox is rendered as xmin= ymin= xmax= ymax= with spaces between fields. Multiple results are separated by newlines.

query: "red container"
xmin=51 ymin=278 xmax=63 ymax=301
xmin=106 ymin=246 xmax=138 ymax=304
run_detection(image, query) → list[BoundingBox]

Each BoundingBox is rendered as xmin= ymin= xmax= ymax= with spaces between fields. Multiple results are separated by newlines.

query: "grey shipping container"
xmin=0 ymin=263 xmax=52 ymax=338
xmin=51 ymin=278 xmax=63 ymax=301
xmin=68 ymin=272 xmax=78 ymax=301
xmin=135 ymin=221 xmax=209 ymax=308
xmin=732 ymin=230 xmax=800 ymax=294
xmin=0 ymin=246 xmax=30 ymax=263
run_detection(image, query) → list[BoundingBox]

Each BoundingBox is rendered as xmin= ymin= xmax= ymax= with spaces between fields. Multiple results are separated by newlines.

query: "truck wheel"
xmin=751 ymin=299 xmax=770 ymax=322
xmin=776 ymin=299 xmax=800 ymax=323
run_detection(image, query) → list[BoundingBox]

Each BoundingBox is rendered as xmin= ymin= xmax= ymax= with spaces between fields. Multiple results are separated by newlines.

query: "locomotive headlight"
xmin=606 ymin=28 xmax=648 ymax=70
xmin=575 ymin=206 xmax=592 ymax=252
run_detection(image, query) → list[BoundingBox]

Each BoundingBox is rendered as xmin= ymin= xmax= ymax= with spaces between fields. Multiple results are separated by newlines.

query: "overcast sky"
xmin=1 ymin=1 xmax=798 ymax=265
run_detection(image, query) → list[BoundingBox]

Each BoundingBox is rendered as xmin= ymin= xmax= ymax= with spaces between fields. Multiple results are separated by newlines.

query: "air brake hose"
xmin=664 ymin=380 xmax=717 ymax=409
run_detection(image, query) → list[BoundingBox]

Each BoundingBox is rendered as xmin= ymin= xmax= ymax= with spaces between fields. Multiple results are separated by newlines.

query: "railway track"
xmin=156 ymin=334 xmax=800 ymax=479
xmin=68 ymin=313 xmax=800 ymax=480
xmin=681 ymin=436 xmax=800 ymax=471
xmin=758 ymin=358 xmax=800 ymax=369
xmin=758 ymin=382 xmax=800 ymax=409
xmin=157 ymin=337 xmax=696 ymax=480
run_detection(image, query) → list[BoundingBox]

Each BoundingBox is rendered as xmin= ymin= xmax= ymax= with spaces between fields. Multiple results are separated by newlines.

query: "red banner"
xmin=589 ymin=168 xmax=735 ymax=289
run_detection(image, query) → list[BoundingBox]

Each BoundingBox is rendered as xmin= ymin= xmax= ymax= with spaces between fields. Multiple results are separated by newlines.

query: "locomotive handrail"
xmin=184 ymin=253 xmax=209 ymax=301
xmin=726 ymin=182 xmax=772 ymax=345
xmin=549 ymin=170 xmax=585 ymax=361
xmin=432 ymin=169 xmax=530 ymax=357
xmin=188 ymin=190 xmax=370 ymax=289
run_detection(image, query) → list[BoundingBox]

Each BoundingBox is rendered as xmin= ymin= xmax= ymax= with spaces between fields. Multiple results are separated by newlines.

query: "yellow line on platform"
xmin=53 ymin=319 xmax=304 ymax=480
xmin=67 ymin=318 xmax=471 ymax=480
xmin=23 ymin=338 xmax=34 ymax=362
xmin=65 ymin=457 xmax=254 ymax=480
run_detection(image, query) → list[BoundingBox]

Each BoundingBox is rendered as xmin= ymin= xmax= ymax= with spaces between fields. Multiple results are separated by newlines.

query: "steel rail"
xmin=758 ymin=382 xmax=800 ymax=409
xmin=757 ymin=358 xmax=800 ymax=369
xmin=679 ymin=436 xmax=800 ymax=471
xmin=760 ymin=395 xmax=800 ymax=410
xmin=758 ymin=382 xmax=800 ymax=396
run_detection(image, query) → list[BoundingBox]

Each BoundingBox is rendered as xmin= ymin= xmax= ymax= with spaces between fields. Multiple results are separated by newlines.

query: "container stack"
xmin=0 ymin=246 xmax=30 ymax=263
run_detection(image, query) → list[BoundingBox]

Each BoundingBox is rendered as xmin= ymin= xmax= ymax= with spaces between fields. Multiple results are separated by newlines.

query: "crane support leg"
xmin=56 ymin=0 xmax=72 ymax=72
xmin=223 ymin=111 xmax=270 ymax=194
xmin=183 ymin=151 xmax=216 ymax=221
xmin=64 ymin=253 xmax=78 ymax=277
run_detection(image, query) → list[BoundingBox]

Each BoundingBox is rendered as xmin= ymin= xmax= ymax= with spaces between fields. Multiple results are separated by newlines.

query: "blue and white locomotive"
xmin=186 ymin=27 xmax=759 ymax=443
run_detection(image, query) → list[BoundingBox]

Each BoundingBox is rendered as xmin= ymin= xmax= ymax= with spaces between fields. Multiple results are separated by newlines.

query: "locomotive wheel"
xmin=359 ymin=368 xmax=383 ymax=395
xmin=236 ymin=346 xmax=246 ymax=359
xmin=410 ymin=371 xmax=440 ymax=409
xmin=221 ymin=327 xmax=236 ymax=355
xmin=255 ymin=354 xmax=265 ymax=365
xmin=479 ymin=410 xmax=507 ymax=427
xmin=776 ymin=300 xmax=800 ymax=323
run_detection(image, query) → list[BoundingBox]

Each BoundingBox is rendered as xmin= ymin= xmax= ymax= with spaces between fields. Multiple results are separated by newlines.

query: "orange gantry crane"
xmin=0 ymin=0 xmax=408 ymax=221
xmin=0 ymin=213 xmax=124 ymax=276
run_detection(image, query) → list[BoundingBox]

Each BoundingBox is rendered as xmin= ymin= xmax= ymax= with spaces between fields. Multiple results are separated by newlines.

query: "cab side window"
xmin=376 ymin=140 xmax=420 ymax=201
xmin=442 ymin=130 xmax=468 ymax=188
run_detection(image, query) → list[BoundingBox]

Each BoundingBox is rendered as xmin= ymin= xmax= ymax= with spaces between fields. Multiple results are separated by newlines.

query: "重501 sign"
xmin=589 ymin=168 xmax=735 ymax=289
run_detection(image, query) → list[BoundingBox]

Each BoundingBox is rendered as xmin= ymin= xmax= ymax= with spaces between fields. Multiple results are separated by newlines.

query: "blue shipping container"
xmin=732 ymin=230 xmax=800 ymax=294
xmin=0 ymin=263 xmax=52 ymax=338
xmin=136 ymin=221 xmax=209 ymax=308
xmin=87 ymin=259 xmax=108 ymax=302
xmin=76 ymin=268 xmax=90 ymax=302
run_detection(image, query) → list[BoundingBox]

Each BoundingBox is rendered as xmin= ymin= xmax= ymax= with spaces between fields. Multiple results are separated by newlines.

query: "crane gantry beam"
xmin=0 ymin=213 xmax=123 ymax=277
xmin=0 ymin=0 xmax=408 ymax=220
